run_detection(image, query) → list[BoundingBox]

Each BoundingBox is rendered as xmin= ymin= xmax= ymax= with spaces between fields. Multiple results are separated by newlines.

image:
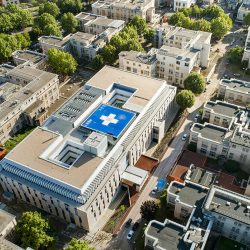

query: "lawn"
xmin=4 ymin=127 xmax=35 ymax=151
xmin=215 ymin=236 xmax=247 ymax=250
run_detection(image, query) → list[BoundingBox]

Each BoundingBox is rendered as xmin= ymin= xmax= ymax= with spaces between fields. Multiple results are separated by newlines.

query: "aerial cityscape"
xmin=0 ymin=0 xmax=250 ymax=249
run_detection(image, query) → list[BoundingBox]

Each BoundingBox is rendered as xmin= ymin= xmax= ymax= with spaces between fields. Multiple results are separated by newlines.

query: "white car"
xmin=151 ymin=186 xmax=158 ymax=195
xmin=127 ymin=230 xmax=135 ymax=240
xmin=182 ymin=134 xmax=188 ymax=141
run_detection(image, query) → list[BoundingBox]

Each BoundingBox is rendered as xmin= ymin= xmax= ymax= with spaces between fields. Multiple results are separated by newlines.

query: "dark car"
xmin=132 ymin=222 xmax=139 ymax=231
xmin=125 ymin=218 xmax=132 ymax=228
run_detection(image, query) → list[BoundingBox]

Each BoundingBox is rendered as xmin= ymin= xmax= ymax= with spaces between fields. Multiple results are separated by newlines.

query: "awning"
xmin=122 ymin=165 xmax=148 ymax=186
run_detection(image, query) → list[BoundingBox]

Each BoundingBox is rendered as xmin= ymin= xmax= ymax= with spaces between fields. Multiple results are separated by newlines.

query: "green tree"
xmin=191 ymin=5 xmax=202 ymax=18
xmin=66 ymin=238 xmax=95 ymax=250
xmin=168 ymin=12 xmax=187 ymax=26
xmin=224 ymin=160 xmax=240 ymax=173
xmin=140 ymin=200 xmax=159 ymax=222
xmin=176 ymin=90 xmax=195 ymax=109
xmin=16 ymin=211 xmax=54 ymax=250
xmin=129 ymin=16 xmax=147 ymax=35
xmin=48 ymin=48 xmax=77 ymax=75
xmin=184 ymin=73 xmax=205 ymax=94
xmin=144 ymin=28 xmax=154 ymax=43
xmin=0 ymin=14 xmax=13 ymax=33
xmin=92 ymin=54 xmax=104 ymax=70
xmin=58 ymin=0 xmax=82 ymax=14
xmin=61 ymin=12 xmax=78 ymax=34
xmin=211 ymin=16 xmax=232 ymax=39
xmin=226 ymin=47 xmax=244 ymax=64
xmin=101 ymin=44 xmax=117 ymax=64
xmin=192 ymin=19 xmax=211 ymax=32
xmin=39 ymin=2 xmax=60 ymax=17
xmin=127 ymin=39 xmax=144 ymax=52
xmin=244 ymin=13 xmax=250 ymax=26
xmin=203 ymin=5 xmax=224 ymax=18
xmin=34 ymin=13 xmax=61 ymax=36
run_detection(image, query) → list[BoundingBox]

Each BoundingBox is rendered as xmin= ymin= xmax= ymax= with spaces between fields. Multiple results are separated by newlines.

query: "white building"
xmin=242 ymin=26 xmax=250 ymax=68
xmin=0 ymin=66 xmax=177 ymax=232
xmin=91 ymin=0 xmax=156 ymax=23
xmin=218 ymin=78 xmax=250 ymax=107
xmin=0 ymin=0 xmax=19 ymax=6
xmin=237 ymin=2 xmax=250 ymax=22
xmin=174 ymin=0 xmax=195 ymax=11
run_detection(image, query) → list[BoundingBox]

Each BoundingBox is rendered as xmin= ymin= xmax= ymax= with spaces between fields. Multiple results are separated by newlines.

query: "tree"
xmin=140 ymin=200 xmax=159 ymax=221
xmin=144 ymin=28 xmax=154 ymax=43
xmin=48 ymin=48 xmax=77 ymax=75
xmin=129 ymin=16 xmax=147 ymax=35
xmin=184 ymin=73 xmax=205 ymax=94
xmin=203 ymin=5 xmax=224 ymax=19
xmin=244 ymin=13 xmax=250 ymax=26
xmin=224 ymin=160 xmax=240 ymax=173
xmin=92 ymin=54 xmax=104 ymax=70
xmin=39 ymin=2 xmax=60 ymax=18
xmin=211 ymin=16 xmax=232 ymax=40
xmin=226 ymin=47 xmax=244 ymax=64
xmin=168 ymin=12 xmax=187 ymax=26
xmin=61 ymin=12 xmax=78 ymax=34
xmin=66 ymin=238 xmax=95 ymax=250
xmin=34 ymin=13 xmax=61 ymax=36
xmin=16 ymin=211 xmax=54 ymax=250
xmin=58 ymin=0 xmax=82 ymax=14
xmin=0 ymin=14 xmax=13 ymax=33
xmin=101 ymin=44 xmax=117 ymax=64
xmin=176 ymin=90 xmax=195 ymax=109
xmin=192 ymin=19 xmax=211 ymax=32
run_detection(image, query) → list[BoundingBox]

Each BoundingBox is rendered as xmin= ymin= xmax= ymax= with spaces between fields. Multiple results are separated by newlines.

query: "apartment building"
xmin=218 ymin=78 xmax=250 ymax=107
xmin=237 ymin=2 xmax=250 ymax=22
xmin=119 ymin=50 xmax=157 ymax=77
xmin=0 ymin=66 xmax=177 ymax=232
xmin=75 ymin=12 xmax=125 ymax=36
xmin=91 ymin=0 xmax=156 ymax=23
xmin=12 ymin=50 xmax=46 ymax=68
xmin=0 ymin=0 xmax=19 ymax=6
xmin=119 ymin=25 xmax=211 ymax=87
xmin=174 ymin=0 xmax=195 ymax=11
xmin=0 ymin=64 xmax=59 ymax=143
xmin=242 ymin=26 xmax=250 ymax=68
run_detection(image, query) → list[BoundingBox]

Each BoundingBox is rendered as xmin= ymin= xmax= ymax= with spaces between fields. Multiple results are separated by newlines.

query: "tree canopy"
xmin=66 ymin=239 xmax=95 ymax=250
xmin=48 ymin=48 xmax=77 ymax=75
xmin=34 ymin=13 xmax=61 ymax=36
xmin=39 ymin=2 xmax=60 ymax=17
xmin=129 ymin=16 xmax=147 ymax=35
xmin=226 ymin=46 xmax=244 ymax=64
xmin=58 ymin=0 xmax=82 ymax=14
xmin=184 ymin=73 xmax=205 ymax=95
xmin=140 ymin=200 xmax=159 ymax=221
xmin=61 ymin=12 xmax=78 ymax=34
xmin=16 ymin=211 xmax=54 ymax=250
xmin=93 ymin=54 xmax=105 ymax=70
xmin=176 ymin=90 xmax=195 ymax=109
xmin=244 ymin=13 xmax=250 ymax=26
xmin=168 ymin=5 xmax=232 ymax=39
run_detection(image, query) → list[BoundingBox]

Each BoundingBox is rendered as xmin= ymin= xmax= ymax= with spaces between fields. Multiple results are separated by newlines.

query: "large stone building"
xmin=0 ymin=64 xmax=59 ymax=143
xmin=119 ymin=25 xmax=211 ymax=87
xmin=91 ymin=0 xmax=156 ymax=23
xmin=0 ymin=66 xmax=177 ymax=232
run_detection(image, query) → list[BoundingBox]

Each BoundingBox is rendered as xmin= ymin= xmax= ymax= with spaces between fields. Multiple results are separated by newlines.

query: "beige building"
xmin=91 ymin=0 xmax=156 ymax=23
xmin=0 ymin=66 xmax=177 ymax=232
xmin=218 ymin=78 xmax=250 ymax=107
xmin=0 ymin=64 xmax=59 ymax=143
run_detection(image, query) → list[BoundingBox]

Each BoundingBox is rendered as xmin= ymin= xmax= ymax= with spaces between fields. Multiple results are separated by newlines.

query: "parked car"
xmin=132 ymin=222 xmax=139 ymax=231
xmin=127 ymin=230 xmax=135 ymax=240
xmin=233 ymin=73 xmax=241 ymax=77
xmin=151 ymin=186 xmax=158 ymax=195
xmin=194 ymin=114 xmax=200 ymax=122
xmin=182 ymin=134 xmax=188 ymax=141
xmin=125 ymin=218 xmax=132 ymax=228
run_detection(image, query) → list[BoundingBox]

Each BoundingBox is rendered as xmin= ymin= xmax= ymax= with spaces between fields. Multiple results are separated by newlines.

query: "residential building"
xmin=75 ymin=12 xmax=125 ymax=36
xmin=119 ymin=50 xmax=157 ymax=77
xmin=237 ymin=2 xmax=250 ymax=22
xmin=119 ymin=25 xmax=211 ymax=87
xmin=91 ymin=0 xmax=156 ymax=23
xmin=174 ymin=0 xmax=195 ymax=11
xmin=242 ymin=26 xmax=250 ymax=68
xmin=202 ymin=100 xmax=242 ymax=128
xmin=0 ymin=0 xmax=19 ymax=6
xmin=0 ymin=64 xmax=59 ymax=143
xmin=218 ymin=78 xmax=250 ymax=107
xmin=12 ymin=50 xmax=46 ymax=68
xmin=0 ymin=208 xmax=16 ymax=237
xmin=0 ymin=66 xmax=177 ymax=232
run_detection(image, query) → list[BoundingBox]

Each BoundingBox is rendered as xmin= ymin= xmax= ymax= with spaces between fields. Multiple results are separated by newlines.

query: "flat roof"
xmin=0 ymin=209 xmax=15 ymax=235
xmin=6 ymin=128 xmax=103 ymax=189
xmin=205 ymin=101 xmax=241 ymax=117
xmin=231 ymin=127 xmax=250 ymax=147
xmin=135 ymin=155 xmax=159 ymax=173
xmin=204 ymin=186 xmax=250 ymax=225
xmin=86 ymin=66 xmax=166 ymax=107
xmin=147 ymin=221 xmax=188 ymax=250
xmin=122 ymin=165 xmax=148 ymax=185
xmin=71 ymin=32 xmax=95 ymax=42
xmin=119 ymin=51 xmax=157 ymax=65
xmin=220 ymin=79 xmax=250 ymax=93
xmin=192 ymin=123 xmax=228 ymax=143
xmin=39 ymin=35 xmax=71 ymax=47
xmin=12 ymin=50 xmax=46 ymax=64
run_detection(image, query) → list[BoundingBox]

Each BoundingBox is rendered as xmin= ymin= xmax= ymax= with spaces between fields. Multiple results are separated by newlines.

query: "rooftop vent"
xmin=226 ymin=201 xmax=231 ymax=206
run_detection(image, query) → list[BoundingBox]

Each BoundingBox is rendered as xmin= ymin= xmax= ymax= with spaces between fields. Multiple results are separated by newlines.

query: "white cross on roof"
xmin=100 ymin=113 xmax=118 ymax=126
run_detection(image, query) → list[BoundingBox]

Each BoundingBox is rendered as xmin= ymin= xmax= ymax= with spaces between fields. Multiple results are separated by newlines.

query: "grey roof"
xmin=147 ymin=221 xmax=189 ymax=250
xmin=0 ymin=209 xmax=15 ymax=235
xmin=189 ymin=168 xmax=215 ymax=187
xmin=54 ymin=86 xmax=104 ymax=123
xmin=119 ymin=51 xmax=157 ymax=65
xmin=192 ymin=123 xmax=229 ymax=143
xmin=12 ymin=50 xmax=46 ymax=64
xmin=45 ymin=118 xmax=73 ymax=136
xmin=220 ymin=79 xmax=250 ymax=94
xmin=169 ymin=181 xmax=208 ymax=207
xmin=205 ymin=101 xmax=241 ymax=117
xmin=231 ymin=127 xmax=250 ymax=148
xmin=204 ymin=186 xmax=250 ymax=225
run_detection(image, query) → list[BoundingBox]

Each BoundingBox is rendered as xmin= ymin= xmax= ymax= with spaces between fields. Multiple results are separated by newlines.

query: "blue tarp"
xmin=157 ymin=179 xmax=167 ymax=190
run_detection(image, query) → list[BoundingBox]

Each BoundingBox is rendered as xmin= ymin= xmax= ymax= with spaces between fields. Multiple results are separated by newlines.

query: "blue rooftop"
xmin=81 ymin=104 xmax=136 ymax=138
